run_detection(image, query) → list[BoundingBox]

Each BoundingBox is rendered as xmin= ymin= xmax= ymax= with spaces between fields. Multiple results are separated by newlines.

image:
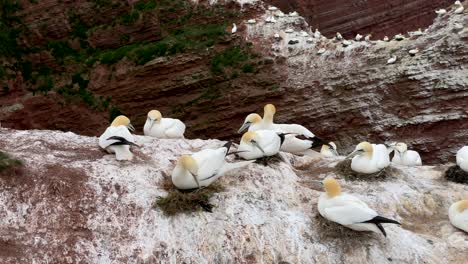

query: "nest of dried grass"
xmin=313 ymin=213 xmax=375 ymax=245
xmin=334 ymin=159 xmax=398 ymax=181
xmin=153 ymin=181 xmax=226 ymax=216
xmin=445 ymin=165 xmax=468 ymax=184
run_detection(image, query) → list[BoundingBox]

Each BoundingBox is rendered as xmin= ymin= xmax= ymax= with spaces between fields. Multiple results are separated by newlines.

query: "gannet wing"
xmin=276 ymin=124 xmax=315 ymax=138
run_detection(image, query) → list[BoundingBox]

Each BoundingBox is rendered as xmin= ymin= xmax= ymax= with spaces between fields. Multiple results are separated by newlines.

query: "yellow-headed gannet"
xmin=449 ymin=200 xmax=468 ymax=232
xmin=261 ymin=104 xmax=315 ymax=138
xmin=171 ymin=142 xmax=254 ymax=190
xmin=318 ymin=177 xmax=400 ymax=236
xmin=387 ymin=55 xmax=397 ymax=64
xmin=321 ymin=142 xmax=339 ymax=157
xmin=435 ymin=9 xmax=447 ymax=15
xmin=455 ymin=1 xmax=464 ymax=14
xmin=391 ymin=143 xmax=422 ymax=166
xmin=231 ymin=23 xmax=237 ymax=34
xmin=347 ymin=142 xmax=390 ymax=174
xmin=355 ymin=34 xmax=363 ymax=41
xmin=237 ymin=131 xmax=283 ymax=160
xmin=456 ymin=146 xmax=468 ymax=172
xmin=144 ymin=110 xmax=186 ymax=139
xmin=238 ymin=113 xmax=263 ymax=133
xmin=99 ymin=115 xmax=137 ymax=160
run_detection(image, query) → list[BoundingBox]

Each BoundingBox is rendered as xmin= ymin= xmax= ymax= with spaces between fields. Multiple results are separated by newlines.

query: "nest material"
xmin=0 ymin=151 xmax=22 ymax=172
xmin=254 ymin=154 xmax=285 ymax=166
xmin=445 ymin=165 xmax=468 ymax=184
xmin=313 ymin=213 xmax=375 ymax=243
xmin=153 ymin=183 xmax=225 ymax=216
xmin=334 ymin=159 xmax=397 ymax=181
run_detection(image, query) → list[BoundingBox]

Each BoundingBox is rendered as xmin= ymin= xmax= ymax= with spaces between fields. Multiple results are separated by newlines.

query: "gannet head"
xmin=321 ymin=142 xmax=338 ymax=155
xmin=111 ymin=115 xmax=135 ymax=132
xmin=456 ymin=200 xmax=468 ymax=213
xmin=179 ymin=155 xmax=198 ymax=175
xmin=329 ymin=142 xmax=337 ymax=150
xmin=347 ymin=141 xmax=373 ymax=158
xmin=147 ymin=110 xmax=162 ymax=128
xmin=241 ymin=131 xmax=265 ymax=154
xmin=238 ymin=113 xmax=262 ymax=133
xmin=264 ymin=104 xmax=276 ymax=115
xmin=395 ymin=142 xmax=408 ymax=153
xmin=323 ymin=177 xmax=341 ymax=198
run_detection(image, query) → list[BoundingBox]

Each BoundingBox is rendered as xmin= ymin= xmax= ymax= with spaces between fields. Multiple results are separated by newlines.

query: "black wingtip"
xmin=106 ymin=136 xmax=138 ymax=147
xmin=364 ymin=215 xmax=401 ymax=225
xmin=311 ymin=137 xmax=326 ymax=149
xmin=223 ymin=141 xmax=233 ymax=155
xmin=277 ymin=133 xmax=287 ymax=146
xmin=376 ymin=223 xmax=387 ymax=237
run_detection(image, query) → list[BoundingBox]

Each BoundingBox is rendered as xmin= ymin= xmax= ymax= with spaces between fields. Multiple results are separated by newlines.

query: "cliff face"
xmin=0 ymin=0 xmax=467 ymax=164
xmin=0 ymin=128 xmax=467 ymax=263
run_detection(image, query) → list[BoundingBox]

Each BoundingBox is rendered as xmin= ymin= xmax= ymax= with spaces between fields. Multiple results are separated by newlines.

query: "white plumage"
xmin=314 ymin=29 xmax=321 ymax=39
xmin=391 ymin=143 xmax=422 ymax=166
xmin=144 ymin=110 xmax=185 ymax=139
xmin=456 ymin=146 xmax=468 ymax=172
xmin=279 ymin=134 xmax=323 ymax=156
xmin=99 ymin=115 xmax=137 ymax=161
xmin=237 ymin=130 xmax=282 ymax=160
xmin=321 ymin=142 xmax=338 ymax=157
xmin=348 ymin=142 xmax=390 ymax=174
xmin=387 ymin=55 xmax=397 ymax=64
xmin=449 ymin=200 xmax=468 ymax=233
xmin=383 ymin=36 xmax=389 ymax=42
xmin=355 ymin=34 xmax=363 ymax=41
xmin=231 ymin=23 xmax=237 ymax=34
xmin=435 ymin=9 xmax=447 ymax=15
xmin=454 ymin=1 xmax=464 ymax=14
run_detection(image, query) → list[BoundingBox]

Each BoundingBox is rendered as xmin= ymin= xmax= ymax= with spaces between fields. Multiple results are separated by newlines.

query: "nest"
xmin=445 ymin=165 xmax=468 ymax=184
xmin=153 ymin=183 xmax=225 ymax=216
xmin=334 ymin=159 xmax=398 ymax=181
xmin=254 ymin=154 xmax=285 ymax=166
xmin=0 ymin=151 xmax=22 ymax=172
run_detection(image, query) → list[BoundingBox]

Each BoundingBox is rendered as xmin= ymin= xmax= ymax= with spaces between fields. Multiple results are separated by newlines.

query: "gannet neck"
xmin=111 ymin=115 xmax=131 ymax=127
xmin=180 ymin=155 xmax=198 ymax=175
xmin=263 ymin=104 xmax=276 ymax=123
xmin=323 ymin=177 xmax=341 ymax=198
xmin=457 ymin=200 xmax=468 ymax=213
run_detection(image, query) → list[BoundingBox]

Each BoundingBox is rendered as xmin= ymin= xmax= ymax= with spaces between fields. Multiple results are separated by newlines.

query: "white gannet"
xmin=318 ymin=177 xmax=400 ymax=236
xmin=394 ymin=34 xmax=405 ymax=41
xmin=237 ymin=131 xmax=283 ymax=160
xmin=456 ymin=146 xmax=468 ymax=172
xmin=364 ymin=34 xmax=372 ymax=41
xmin=412 ymin=28 xmax=423 ymax=36
xmin=231 ymin=23 xmax=237 ymax=34
xmin=409 ymin=48 xmax=419 ymax=56
xmin=143 ymin=110 xmax=186 ymax=139
xmin=435 ymin=9 xmax=447 ymax=15
xmin=317 ymin=48 xmax=326 ymax=54
xmin=347 ymin=142 xmax=390 ymax=174
xmin=260 ymin=104 xmax=316 ymax=138
xmin=342 ymin=40 xmax=352 ymax=47
xmin=314 ymin=29 xmax=321 ymax=39
xmin=285 ymin=28 xmax=294 ymax=33
xmin=449 ymin=200 xmax=468 ymax=232
xmin=387 ymin=55 xmax=397 ymax=64
xmin=383 ymin=36 xmax=389 ymax=42
xmin=268 ymin=6 xmax=278 ymax=11
xmin=275 ymin=10 xmax=285 ymax=17
xmin=355 ymin=34 xmax=363 ymax=41
xmin=306 ymin=37 xmax=314 ymax=43
xmin=266 ymin=16 xmax=277 ymax=23
xmin=246 ymin=19 xmax=256 ymax=24
xmin=279 ymin=134 xmax=324 ymax=156
xmin=289 ymin=11 xmax=299 ymax=17
xmin=336 ymin=32 xmax=343 ymax=40
xmin=455 ymin=1 xmax=464 ymax=14
xmin=274 ymin=33 xmax=281 ymax=39
xmin=171 ymin=142 xmax=254 ymax=190
xmin=391 ymin=143 xmax=422 ymax=166
xmin=238 ymin=113 xmax=263 ymax=133
xmin=300 ymin=31 xmax=309 ymax=37
xmin=321 ymin=142 xmax=339 ymax=157
xmin=99 ymin=115 xmax=137 ymax=161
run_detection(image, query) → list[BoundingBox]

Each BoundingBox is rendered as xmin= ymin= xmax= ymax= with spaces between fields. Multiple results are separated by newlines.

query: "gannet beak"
xmin=149 ymin=119 xmax=155 ymax=129
xmin=252 ymin=141 xmax=265 ymax=154
xmin=128 ymin=124 xmax=135 ymax=132
xmin=238 ymin=122 xmax=251 ymax=133
xmin=346 ymin=150 xmax=360 ymax=159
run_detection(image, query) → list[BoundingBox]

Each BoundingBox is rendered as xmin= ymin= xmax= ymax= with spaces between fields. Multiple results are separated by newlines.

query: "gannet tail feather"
xmin=107 ymin=136 xmax=138 ymax=147
xmin=364 ymin=215 xmax=401 ymax=225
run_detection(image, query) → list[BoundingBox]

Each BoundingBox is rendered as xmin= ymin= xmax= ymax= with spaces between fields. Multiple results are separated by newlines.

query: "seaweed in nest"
xmin=153 ymin=181 xmax=226 ymax=216
xmin=0 ymin=151 xmax=22 ymax=173
xmin=445 ymin=165 xmax=468 ymax=184
xmin=254 ymin=154 xmax=285 ymax=166
xmin=334 ymin=159 xmax=397 ymax=181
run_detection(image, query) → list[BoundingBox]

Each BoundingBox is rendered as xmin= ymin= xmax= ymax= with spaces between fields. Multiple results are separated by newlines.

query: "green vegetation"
xmin=48 ymin=41 xmax=79 ymax=63
xmin=0 ymin=151 xmax=22 ymax=172
xmin=134 ymin=0 xmax=157 ymax=11
xmin=0 ymin=0 xmax=23 ymax=58
xmin=210 ymin=46 xmax=252 ymax=75
xmin=119 ymin=11 xmax=140 ymax=26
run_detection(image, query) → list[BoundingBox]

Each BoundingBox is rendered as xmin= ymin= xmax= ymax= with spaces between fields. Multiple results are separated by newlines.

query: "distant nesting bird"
xmin=306 ymin=37 xmax=314 ymax=43
xmin=456 ymin=146 xmax=468 ymax=172
xmin=289 ymin=11 xmax=299 ymax=17
xmin=300 ymin=31 xmax=309 ymax=37
xmin=268 ymin=6 xmax=278 ymax=11
xmin=321 ymin=142 xmax=339 ymax=157
xmin=318 ymin=177 xmax=400 ymax=237
xmin=449 ymin=200 xmax=468 ymax=233
xmin=275 ymin=11 xmax=285 ymax=17
xmin=99 ymin=115 xmax=137 ymax=161
xmin=143 ymin=110 xmax=186 ymax=139
xmin=247 ymin=19 xmax=256 ymax=24
xmin=274 ymin=33 xmax=281 ymax=39
xmin=285 ymin=28 xmax=294 ymax=33
xmin=317 ymin=48 xmax=326 ymax=54
xmin=336 ymin=32 xmax=343 ymax=40
xmin=347 ymin=142 xmax=390 ymax=174
xmin=237 ymin=131 xmax=284 ymax=160
xmin=391 ymin=143 xmax=422 ymax=166
xmin=342 ymin=40 xmax=352 ymax=47
xmin=364 ymin=34 xmax=372 ymax=41
xmin=409 ymin=48 xmax=419 ymax=56
xmin=231 ymin=23 xmax=237 ymax=34
xmin=314 ymin=29 xmax=321 ymax=39
xmin=383 ymin=36 xmax=389 ymax=42
xmin=355 ymin=34 xmax=363 ymax=41
xmin=454 ymin=22 xmax=464 ymax=29
xmin=266 ymin=16 xmax=277 ymax=23
xmin=435 ymin=9 xmax=447 ymax=15
xmin=412 ymin=28 xmax=423 ymax=36
xmin=171 ymin=142 xmax=254 ymax=190
xmin=387 ymin=55 xmax=397 ymax=64
xmin=454 ymin=1 xmax=464 ymax=14
xmin=394 ymin=34 xmax=405 ymax=41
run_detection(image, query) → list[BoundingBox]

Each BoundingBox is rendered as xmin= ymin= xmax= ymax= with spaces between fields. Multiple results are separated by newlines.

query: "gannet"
xmin=231 ymin=23 xmax=237 ymax=34
xmin=274 ymin=33 xmax=281 ymax=39
xmin=456 ymin=146 xmax=468 ymax=172
xmin=268 ymin=6 xmax=278 ymax=11
xmin=449 ymin=200 xmax=468 ymax=232
xmin=455 ymin=1 xmax=464 ymax=14
xmin=318 ymin=177 xmax=400 ymax=236
xmin=336 ymin=32 xmax=343 ymax=40
xmin=285 ymin=28 xmax=294 ymax=33
xmin=383 ymin=36 xmax=389 ymax=42
xmin=387 ymin=55 xmax=397 ymax=64
xmin=275 ymin=11 xmax=285 ymax=17
xmin=321 ymin=142 xmax=339 ymax=157
xmin=355 ymin=34 xmax=363 ymax=41
xmin=306 ymin=37 xmax=314 ymax=43
xmin=394 ymin=34 xmax=405 ymax=41
xmin=409 ymin=48 xmax=419 ymax=56
xmin=317 ymin=48 xmax=326 ymax=54
xmin=171 ymin=142 xmax=254 ymax=190
xmin=300 ymin=31 xmax=309 ymax=37
xmin=99 ymin=115 xmax=137 ymax=161
xmin=347 ymin=142 xmax=390 ymax=174
xmin=412 ymin=28 xmax=423 ymax=36
xmin=279 ymin=134 xmax=324 ymax=156
xmin=246 ymin=19 xmax=256 ymax=24
xmin=238 ymin=113 xmax=262 ymax=133
xmin=260 ymin=104 xmax=316 ymax=138
xmin=435 ymin=9 xmax=447 ymax=15
xmin=391 ymin=143 xmax=422 ymax=166
xmin=342 ymin=40 xmax=352 ymax=47
xmin=314 ymin=29 xmax=321 ymax=39
xmin=364 ymin=34 xmax=372 ymax=41
xmin=266 ymin=16 xmax=277 ymax=23
xmin=143 ymin=110 xmax=186 ymax=139
xmin=237 ymin=131 xmax=283 ymax=160
xmin=289 ymin=11 xmax=299 ymax=17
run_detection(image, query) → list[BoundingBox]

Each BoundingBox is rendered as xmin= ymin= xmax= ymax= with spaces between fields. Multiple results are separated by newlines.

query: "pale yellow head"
xmin=395 ymin=142 xmax=408 ymax=153
xmin=245 ymin=113 xmax=262 ymax=124
xmin=111 ymin=115 xmax=131 ymax=127
xmin=329 ymin=142 xmax=337 ymax=150
xmin=323 ymin=177 xmax=341 ymax=198
xmin=148 ymin=110 xmax=162 ymax=121
xmin=456 ymin=200 xmax=468 ymax=213
xmin=179 ymin=155 xmax=198 ymax=175
xmin=356 ymin=142 xmax=373 ymax=156
xmin=241 ymin=131 xmax=257 ymax=143
xmin=264 ymin=104 xmax=276 ymax=115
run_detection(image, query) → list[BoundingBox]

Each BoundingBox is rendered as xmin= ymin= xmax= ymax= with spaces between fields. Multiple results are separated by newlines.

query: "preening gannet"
xmin=355 ymin=34 xmax=363 ymax=41
xmin=435 ymin=9 xmax=447 ymax=15
xmin=237 ymin=130 xmax=283 ymax=160
xmin=456 ymin=146 xmax=468 ymax=172
xmin=231 ymin=23 xmax=237 ymax=34
xmin=347 ymin=142 xmax=390 ymax=174
xmin=171 ymin=142 xmax=254 ymax=190
xmin=387 ymin=55 xmax=397 ymax=64
xmin=318 ymin=177 xmax=400 ymax=236
xmin=454 ymin=1 xmax=464 ymax=14
xmin=383 ymin=36 xmax=389 ymax=42
xmin=321 ymin=142 xmax=339 ymax=157
xmin=143 ymin=110 xmax=186 ymax=139
xmin=409 ymin=48 xmax=419 ymax=56
xmin=99 ymin=115 xmax=137 ymax=161
xmin=391 ymin=143 xmax=422 ymax=166
xmin=449 ymin=200 xmax=468 ymax=232
xmin=336 ymin=32 xmax=343 ymax=40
